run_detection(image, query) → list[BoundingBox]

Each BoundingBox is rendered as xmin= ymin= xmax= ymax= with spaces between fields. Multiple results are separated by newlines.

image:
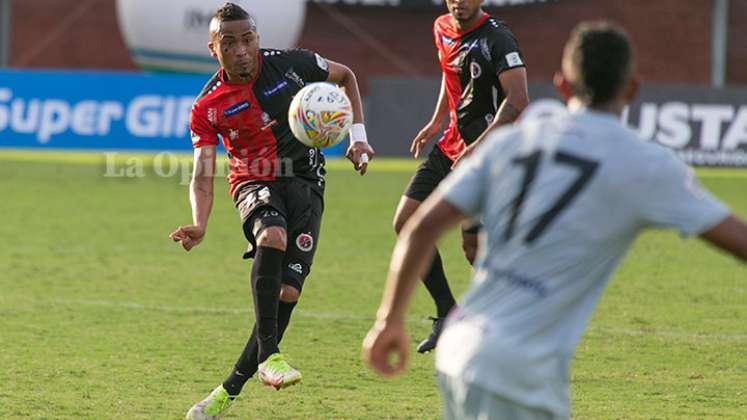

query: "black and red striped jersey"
xmin=190 ymin=48 xmax=330 ymax=198
xmin=434 ymin=13 xmax=525 ymax=161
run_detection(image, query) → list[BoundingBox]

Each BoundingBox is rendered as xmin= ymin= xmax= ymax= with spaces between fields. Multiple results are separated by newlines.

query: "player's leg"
xmin=186 ymin=185 xmax=289 ymax=418
xmin=395 ymin=146 xmax=458 ymax=353
xmin=220 ymin=284 xmax=301 ymax=397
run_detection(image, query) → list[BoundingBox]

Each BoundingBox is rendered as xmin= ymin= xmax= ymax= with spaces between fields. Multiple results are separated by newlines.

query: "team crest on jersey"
xmin=296 ymin=233 xmax=314 ymax=252
xmin=224 ymin=100 xmax=250 ymax=117
xmin=228 ymin=128 xmax=239 ymax=141
xmin=470 ymin=61 xmax=482 ymax=79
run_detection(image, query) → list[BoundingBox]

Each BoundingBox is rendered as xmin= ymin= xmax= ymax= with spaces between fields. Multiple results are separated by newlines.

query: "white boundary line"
xmin=48 ymin=298 xmax=747 ymax=342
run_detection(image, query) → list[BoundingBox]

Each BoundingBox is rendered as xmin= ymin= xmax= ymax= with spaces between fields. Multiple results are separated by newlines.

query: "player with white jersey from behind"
xmin=363 ymin=21 xmax=747 ymax=419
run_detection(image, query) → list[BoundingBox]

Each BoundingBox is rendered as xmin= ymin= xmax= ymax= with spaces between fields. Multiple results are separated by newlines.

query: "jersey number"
xmin=505 ymin=150 xmax=599 ymax=244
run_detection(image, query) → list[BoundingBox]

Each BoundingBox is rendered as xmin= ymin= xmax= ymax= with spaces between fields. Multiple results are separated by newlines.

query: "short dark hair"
xmin=563 ymin=21 xmax=633 ymax=107
xmin=213 ymin=2 xmax=250 ymax=22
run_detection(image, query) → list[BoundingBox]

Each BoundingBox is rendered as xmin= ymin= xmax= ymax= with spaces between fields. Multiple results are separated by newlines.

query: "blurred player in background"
xmin=394 ymin=0 xmax=529 ymax=353
xmin=365 ymin=21 xmax=747 ymax=419
xmin=169 ymin=3 xmax=375 ymax=419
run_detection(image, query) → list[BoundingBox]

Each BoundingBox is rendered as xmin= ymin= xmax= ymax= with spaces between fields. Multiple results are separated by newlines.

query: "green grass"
xmin=0 ymin=150 xmax=745 ymax=419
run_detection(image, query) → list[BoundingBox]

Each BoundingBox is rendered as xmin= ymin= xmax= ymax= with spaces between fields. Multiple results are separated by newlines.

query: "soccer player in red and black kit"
xmin=169 ymin=3 xmax=375 ymax=419
xmin=394 ymin=0 xmax=529 ymax=353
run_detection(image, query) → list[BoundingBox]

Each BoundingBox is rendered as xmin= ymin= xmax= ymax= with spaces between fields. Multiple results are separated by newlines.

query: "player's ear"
xmin=208 ymin=41 xmax=218 ymax=58
xmin=553 ymin=71 xmax=573 ymax=102
xmin=622 ymin=76 xmax=640 ymax=105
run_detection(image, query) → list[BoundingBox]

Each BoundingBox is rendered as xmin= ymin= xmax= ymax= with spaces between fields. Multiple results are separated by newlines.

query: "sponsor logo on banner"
xmin=522 ymin=97 xmax=747 ymax=167
xmin=0 ymin=86 xmax=194 ymax=144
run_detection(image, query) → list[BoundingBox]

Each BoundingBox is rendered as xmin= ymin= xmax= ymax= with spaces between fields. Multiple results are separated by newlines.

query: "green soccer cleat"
xmin=257 ymin=353 xmax=302 ymax=390
xmin=185 ymin=385 xmax=235 ymax=420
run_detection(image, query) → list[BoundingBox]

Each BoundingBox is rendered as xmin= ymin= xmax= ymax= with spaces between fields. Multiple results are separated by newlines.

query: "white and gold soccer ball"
xmin=288 ymin=82 xmax=353 ymax=148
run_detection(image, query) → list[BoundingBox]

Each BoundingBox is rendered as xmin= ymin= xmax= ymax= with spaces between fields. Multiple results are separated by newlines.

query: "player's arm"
xmin=700 ymin=215 xmax=747 ymax=262
xmin=411 ymin=74 xmax=449 ymax=159
xmin=363 ymin=193 xmax=466 ymax=377
xmin=327 ymin=60 xmax=375 ymax=175
xmin=169 ymin=147 xmax=217 ymax=251
xmin=452 ymin=67 xmax=528 ymax=168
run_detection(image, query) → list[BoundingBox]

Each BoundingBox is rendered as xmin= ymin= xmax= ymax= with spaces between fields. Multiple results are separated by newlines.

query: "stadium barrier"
xmin=0 ymin=69 xmax=345 ymax=156
xmin=366 ymin=79 xmax=747 ymax=167
xmin=2 ymin=70 xmax=745 ymax=167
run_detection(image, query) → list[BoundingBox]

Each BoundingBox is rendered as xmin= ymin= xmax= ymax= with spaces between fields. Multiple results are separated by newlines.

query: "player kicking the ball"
xmin=170 ymin=3 xmax=374 ymax=419
xmin=365 ymin=21 xmax=747 ymax=419
xmin=394 ymin=0 xmax=529 ymax=353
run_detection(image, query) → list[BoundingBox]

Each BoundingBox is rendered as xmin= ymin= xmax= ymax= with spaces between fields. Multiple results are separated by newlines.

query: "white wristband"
xmin=350 ymin=123 xmax=368 ymax=144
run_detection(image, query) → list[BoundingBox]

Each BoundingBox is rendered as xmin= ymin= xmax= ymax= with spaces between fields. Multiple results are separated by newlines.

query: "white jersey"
xmin=435 ymin=107 xmax=729 ymax=417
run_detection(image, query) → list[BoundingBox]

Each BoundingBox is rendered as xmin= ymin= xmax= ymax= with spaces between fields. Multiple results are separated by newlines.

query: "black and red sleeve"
xmin=489 ymin=26 xmax=526 ymax=75
xmin=190 ymin=101 xmax=219 ymax=148
xmin=284 ymin=49 xmax=331 ymax=83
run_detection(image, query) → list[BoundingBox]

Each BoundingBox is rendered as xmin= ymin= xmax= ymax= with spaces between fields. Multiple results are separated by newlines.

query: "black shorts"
xmin=403 ymin=146 xmax=481 ymax=234
xmin=234 ymin=180 xmax=324 ymax=291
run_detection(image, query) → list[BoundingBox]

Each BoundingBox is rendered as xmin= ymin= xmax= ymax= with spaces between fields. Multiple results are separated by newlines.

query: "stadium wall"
xmin=1 ymin=69 xmax=745 ymax=167
xmin=8 ymin=0 xmax=747 ymax=89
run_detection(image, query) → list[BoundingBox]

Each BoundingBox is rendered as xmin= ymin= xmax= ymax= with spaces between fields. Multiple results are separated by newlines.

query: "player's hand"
xmin=346 ymin=141 xmax=376 ymax=176
xmin=450 ymin=142 xmax=478 ymax=169
xmin=410 ymin=121 xmax=441 ymax=159
xmin=362 ymin=319 xmax=409 ymax=378
xmin=169 ymin=225 xmax=205 ymax=251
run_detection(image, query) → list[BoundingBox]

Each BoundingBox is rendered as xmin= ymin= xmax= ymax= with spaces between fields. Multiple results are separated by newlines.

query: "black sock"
xmin=223 ymin=300 xmax=299 ymax=396
xmin=251 ymin=246 xmax=285 ymax=362
xmin=277 ymin=300 xmax=297 ymax=342
xmin=422 ymin=250 xmax=456 ymax=318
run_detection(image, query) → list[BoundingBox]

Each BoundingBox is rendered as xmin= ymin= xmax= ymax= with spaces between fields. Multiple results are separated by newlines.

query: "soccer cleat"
xmin=257 ymin=353 xmax=302 ymax=390
xmin=417 ymin=316 xmax=446 ymax=353
xmin=185 ymin=385 xmax=235 ymax=420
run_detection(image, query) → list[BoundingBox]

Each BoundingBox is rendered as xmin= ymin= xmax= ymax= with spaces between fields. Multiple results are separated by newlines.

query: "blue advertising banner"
xmin=0 ymin=69 xmax=345 ymax=156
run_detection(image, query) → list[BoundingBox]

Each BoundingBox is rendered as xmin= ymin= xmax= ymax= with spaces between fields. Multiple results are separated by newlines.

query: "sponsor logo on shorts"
xmin=288 ymin=263 xmax=303 ymax=274
xmin=296 ymin=233 xmax=314 ymax=252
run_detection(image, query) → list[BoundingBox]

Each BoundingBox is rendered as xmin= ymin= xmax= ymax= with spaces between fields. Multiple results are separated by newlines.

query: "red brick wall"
xmin=298 ymin=0 xmax=715 ymax=88
xmin=8 ymin=0 xmax=745 ymax=88
xmin=9 ymin=0 xmax=135 ymax=70
xmin=727 ymin=0 xmax=747 ymax=85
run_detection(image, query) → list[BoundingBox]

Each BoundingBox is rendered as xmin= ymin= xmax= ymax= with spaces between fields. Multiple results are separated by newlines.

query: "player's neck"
xmin=569 ymin=97 xmax=625 ymax=118
xmin=454 ymin=10 xmax=486 ymax=33
xmin=223 ymin=68 xmax=257 ymax=85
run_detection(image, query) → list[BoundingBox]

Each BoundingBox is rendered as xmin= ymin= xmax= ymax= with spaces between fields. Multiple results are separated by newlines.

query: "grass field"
xmin=1 ymin=150 xmax=746 ymax=419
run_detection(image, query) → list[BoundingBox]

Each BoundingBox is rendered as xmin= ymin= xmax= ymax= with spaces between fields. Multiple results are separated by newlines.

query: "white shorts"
xmin=438 ymin=373 xmax=563 ymax=420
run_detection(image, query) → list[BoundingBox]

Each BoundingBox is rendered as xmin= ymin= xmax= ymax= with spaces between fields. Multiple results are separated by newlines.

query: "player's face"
xmin=445 ymin=0 xmax=483 ymax=24
xmin=210 ymin=19 xmax=259 ymax=80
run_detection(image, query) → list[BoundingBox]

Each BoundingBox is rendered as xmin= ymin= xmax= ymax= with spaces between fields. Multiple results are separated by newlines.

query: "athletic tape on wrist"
xmin=350 ymin=123 xmax=368 ymax=144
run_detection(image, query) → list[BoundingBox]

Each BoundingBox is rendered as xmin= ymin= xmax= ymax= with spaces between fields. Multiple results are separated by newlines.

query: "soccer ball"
xmin=288 ymin=82 xmax=353 ymax=148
